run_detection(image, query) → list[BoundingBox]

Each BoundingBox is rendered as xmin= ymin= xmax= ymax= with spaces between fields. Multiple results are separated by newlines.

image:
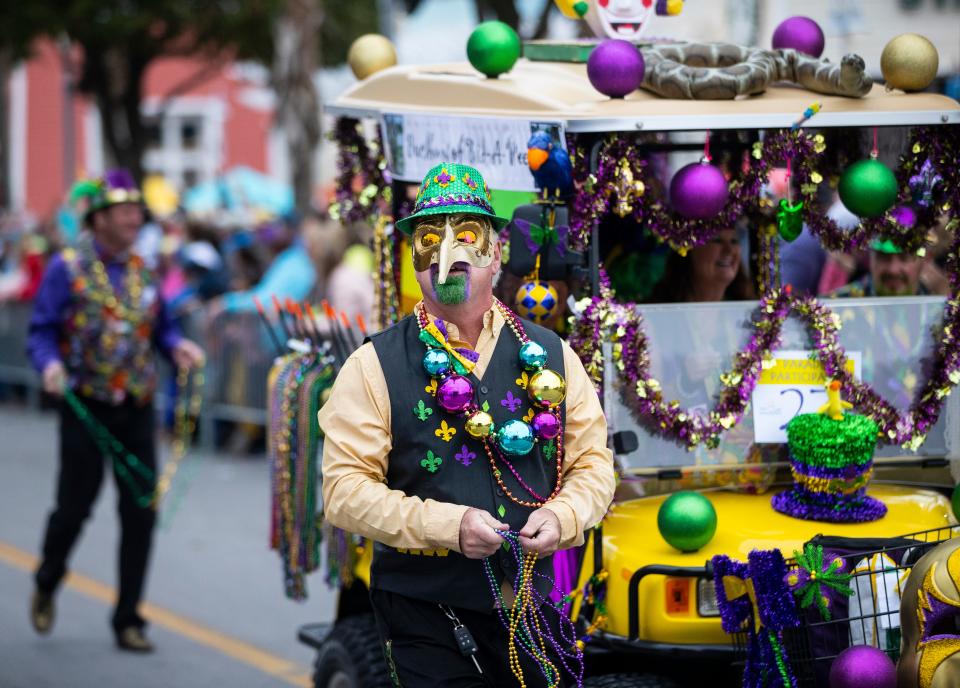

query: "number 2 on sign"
xmin=778 ymin=388 xmax=803 ymax=430
xmin=778 ymin=387 xmax=827 ymax=430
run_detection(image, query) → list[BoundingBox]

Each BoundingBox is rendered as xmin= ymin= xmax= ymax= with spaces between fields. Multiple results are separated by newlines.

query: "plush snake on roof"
xmin=639 ymin=43 xmax=873 ymax=100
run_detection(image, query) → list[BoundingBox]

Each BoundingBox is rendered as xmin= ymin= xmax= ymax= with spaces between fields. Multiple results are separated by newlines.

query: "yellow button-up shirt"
xmin=318 ymin=304 xmax=616 ymax=553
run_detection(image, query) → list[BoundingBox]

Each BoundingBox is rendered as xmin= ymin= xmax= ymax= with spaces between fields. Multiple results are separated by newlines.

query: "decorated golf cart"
xmin=269 ymin=11 xmax=960 ymax=688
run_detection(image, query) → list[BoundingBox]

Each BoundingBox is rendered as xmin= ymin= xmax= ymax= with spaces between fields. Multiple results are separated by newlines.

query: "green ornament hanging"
xmin=777 ymin=199 xmax=804 ymax=242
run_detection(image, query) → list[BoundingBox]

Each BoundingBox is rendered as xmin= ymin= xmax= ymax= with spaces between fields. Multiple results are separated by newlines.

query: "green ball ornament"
xmin=952 ymin=484 xmax=960 ymax=522
xmin=838 ymin=159 xmax=899 ymax=218
xmin=657 ymin=491 xmax=718 ymax=553
xmin=467 ymin=21 xmax=521 ymax=78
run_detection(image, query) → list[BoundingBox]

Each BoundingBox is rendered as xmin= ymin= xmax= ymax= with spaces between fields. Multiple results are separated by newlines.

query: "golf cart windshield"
xmin=607 ymin=296 xmax=958 ymax=474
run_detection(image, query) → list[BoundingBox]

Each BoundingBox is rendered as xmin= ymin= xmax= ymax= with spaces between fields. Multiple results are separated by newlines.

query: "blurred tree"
xmin=274 ymin=0 xmax=320 ymax=217
xmin=0 ymin=0 xmax=377 ymax=213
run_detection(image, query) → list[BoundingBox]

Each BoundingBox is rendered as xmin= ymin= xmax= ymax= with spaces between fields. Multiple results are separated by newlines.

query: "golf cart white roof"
xmin=328 ymin=59 xmax=960 ymax=132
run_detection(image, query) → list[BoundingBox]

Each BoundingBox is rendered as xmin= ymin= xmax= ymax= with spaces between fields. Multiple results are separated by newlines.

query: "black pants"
xmin=35 ymin=397 xmax=157 ymax=632
xmin=371 ymin=589 xmax=570 ymax=688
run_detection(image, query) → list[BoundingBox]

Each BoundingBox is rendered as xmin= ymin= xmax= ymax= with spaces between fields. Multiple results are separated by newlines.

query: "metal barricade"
xmin=196 ymin=309 xmax=275 ymax=447
xmin=0 ymin=302 xmax=277 ymax=448
xmin=0 ymin=302 xmax=41 ymax=404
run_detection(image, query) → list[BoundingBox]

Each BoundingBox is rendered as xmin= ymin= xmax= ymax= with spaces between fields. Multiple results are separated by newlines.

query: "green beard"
xmin=432 ymin=274 xmax=468 ymax=305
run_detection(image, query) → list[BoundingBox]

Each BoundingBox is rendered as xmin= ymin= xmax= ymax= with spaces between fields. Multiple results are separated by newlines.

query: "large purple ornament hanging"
xmin=772 ymin=16 xmax=825 ymax=58
xmin=828 ymin=645 xmax=896 ymax=688
xmin=586 ymin=39 xmax=644 ymax=99
xmin=670 ymin=161 xmax=730 ymax=220
xmin=436 ymin=375 xmax=474 ymax=413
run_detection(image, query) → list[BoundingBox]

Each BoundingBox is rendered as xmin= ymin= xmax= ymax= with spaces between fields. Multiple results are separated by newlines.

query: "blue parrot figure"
xmin=526 ymin=131 xmax=574 ymax=198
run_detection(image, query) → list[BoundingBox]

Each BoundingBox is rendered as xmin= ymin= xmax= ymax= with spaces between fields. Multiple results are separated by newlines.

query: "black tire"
xmin=585 ymin=674 xmax=680 ymax=688
xmin=313 ymin=614 xmax=393 ymax=688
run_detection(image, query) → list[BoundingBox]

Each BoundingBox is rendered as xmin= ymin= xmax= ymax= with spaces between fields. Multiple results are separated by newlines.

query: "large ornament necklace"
xmin=416 ymin=300 xmax=567 ymax=507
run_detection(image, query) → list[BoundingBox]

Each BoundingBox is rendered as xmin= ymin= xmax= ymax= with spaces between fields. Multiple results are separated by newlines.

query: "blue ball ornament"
xmin=422 ymin=349 xmax=452 ymax=377
xmin=496 ymin=419 xmax=536 ymax=456
xmin=657 ymin=491 xmax=717 ymax=552
xmin=518 ymin=341 xmax=548 ymax=371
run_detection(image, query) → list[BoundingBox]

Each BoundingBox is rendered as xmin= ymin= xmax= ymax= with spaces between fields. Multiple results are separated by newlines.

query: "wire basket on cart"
xmin=732 ymin=525 xmax=960 ymax=687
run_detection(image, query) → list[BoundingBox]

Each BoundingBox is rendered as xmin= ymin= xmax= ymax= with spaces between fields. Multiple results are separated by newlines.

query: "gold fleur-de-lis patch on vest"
xmin=425 ymin=379 xmax=438 ymax=395
xmin=435 ymin=420 xmax=456 ymax=442
xmin=515 ymin=372 xmax=529 ymax=389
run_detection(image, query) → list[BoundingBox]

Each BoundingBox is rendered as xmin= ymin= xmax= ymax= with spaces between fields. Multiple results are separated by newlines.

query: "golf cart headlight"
xmin=697 ymin=578 xmax=720 ymax=617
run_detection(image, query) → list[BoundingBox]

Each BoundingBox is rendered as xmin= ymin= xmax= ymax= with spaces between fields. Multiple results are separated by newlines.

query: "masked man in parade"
xmin=320 ymin=163 xmax=616 ymax=686
xmin=26 ymin=170 xmax=205 ymax=652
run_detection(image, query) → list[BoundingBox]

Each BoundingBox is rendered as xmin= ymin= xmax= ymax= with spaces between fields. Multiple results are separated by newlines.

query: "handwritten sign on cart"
xmin=751 ymin=349 xmax=861 ymax=443
xmin=380 ymin=113 xmax=564 ymax=192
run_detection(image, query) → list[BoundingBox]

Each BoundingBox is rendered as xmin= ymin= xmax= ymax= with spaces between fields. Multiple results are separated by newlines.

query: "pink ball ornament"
xmin=828 ymin=646 xmax=896 ymax=688
xmin=436 ymin=375 xmax=474 ymax=413
xmin=669 ymin=161 xmax=729 ymax=220
xmin=531 ymin=411 xmax=561 ymax=440
xmin=772 ymin=16 xmax=825 ymax=58
xmin=587 ymin=39 xmax=644 ymax=99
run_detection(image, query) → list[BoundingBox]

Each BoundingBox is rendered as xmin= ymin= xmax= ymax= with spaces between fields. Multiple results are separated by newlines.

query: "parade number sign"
xmin=751 ymin=350 xmax=862 ymax=443
xmin=380 ymin=113 xmax=564 ymax=192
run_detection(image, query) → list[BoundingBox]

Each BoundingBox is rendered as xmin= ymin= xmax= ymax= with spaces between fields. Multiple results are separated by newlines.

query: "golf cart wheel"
xmin=313 ymin=614 xmax=392 ymax=688
xmin=585 ymin=674 xmax=680 ymax=687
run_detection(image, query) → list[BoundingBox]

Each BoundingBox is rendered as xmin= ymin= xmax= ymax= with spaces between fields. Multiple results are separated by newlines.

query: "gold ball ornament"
xmin=465 ymin=411 xmax=495 ymax=439
xmin=528 ymin=369 xmax=566 ymax=409
xmin=347 ymin=34 xmax=398 ymax=80
xmin=881 ymin=33 xmax=939 ymax=92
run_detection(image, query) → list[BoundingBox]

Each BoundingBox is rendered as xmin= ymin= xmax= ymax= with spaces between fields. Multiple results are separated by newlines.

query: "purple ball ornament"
xmin=531 ymin=411 xmax=561 ymax=440
xmin=669 ymin=161 xmax=730 ymax=220
xmin=586 ymin=39 xmax=644 ymax=99
xmin=436 ymin=375 xmax=474 ymax=413
xmin=772 ymin=16 xmax=825 ymax=58
xmin=828 ymin=646 xmax=896 ymax=688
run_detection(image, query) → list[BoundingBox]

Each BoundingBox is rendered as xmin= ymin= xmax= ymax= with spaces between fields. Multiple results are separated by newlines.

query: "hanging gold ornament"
xmin=613 ymin=158 xmax=644 ymax=217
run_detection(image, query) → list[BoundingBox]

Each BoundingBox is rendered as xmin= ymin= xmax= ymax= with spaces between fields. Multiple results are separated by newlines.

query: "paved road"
xmin=0 ymin=403 xmax=335 ymax=688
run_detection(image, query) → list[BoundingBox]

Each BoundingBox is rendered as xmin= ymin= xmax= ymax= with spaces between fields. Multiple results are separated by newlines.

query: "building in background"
xmin=7 ymin=39 xmax=284 ymax=219
xmin=8 ymin=0 xmax=959 ymax=220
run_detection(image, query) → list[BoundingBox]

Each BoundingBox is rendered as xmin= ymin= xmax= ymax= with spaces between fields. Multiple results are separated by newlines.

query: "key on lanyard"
xmin=440 ymin=604 xmax=483 ymax=674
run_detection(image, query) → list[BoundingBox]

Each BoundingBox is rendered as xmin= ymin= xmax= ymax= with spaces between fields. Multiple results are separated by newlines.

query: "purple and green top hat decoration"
xmin=395 ymin=162 xmax=510 ymax=234
xmin=772 ymin=412 xmax=887 ymax=523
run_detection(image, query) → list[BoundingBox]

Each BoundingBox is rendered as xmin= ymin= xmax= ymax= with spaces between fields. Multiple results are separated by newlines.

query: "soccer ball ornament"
xmin=515 ymin=280 xmax=558 ymax=324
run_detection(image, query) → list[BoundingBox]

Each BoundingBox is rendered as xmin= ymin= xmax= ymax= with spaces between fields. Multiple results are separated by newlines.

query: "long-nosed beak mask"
xmin=412 ymin=214 xmax=495 ymax=284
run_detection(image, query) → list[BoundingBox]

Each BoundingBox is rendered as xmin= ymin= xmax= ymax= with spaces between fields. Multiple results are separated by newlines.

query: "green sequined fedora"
xmin=395 ymin=162 xmax=510 ymax=234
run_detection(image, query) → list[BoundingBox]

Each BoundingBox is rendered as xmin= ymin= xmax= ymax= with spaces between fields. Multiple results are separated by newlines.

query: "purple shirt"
xmin=27 ymin=248 xmax=182 ymax=373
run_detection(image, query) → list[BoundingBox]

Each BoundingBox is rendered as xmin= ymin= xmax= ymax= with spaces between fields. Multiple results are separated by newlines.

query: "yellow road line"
xmin=0 ymin=541 xmax=311 ymax=688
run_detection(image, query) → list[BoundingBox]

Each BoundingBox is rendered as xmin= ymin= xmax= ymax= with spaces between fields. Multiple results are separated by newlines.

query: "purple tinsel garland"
xmin=571 ymin=230 xmax=960 ymax=451
xmin=566 ymin=126 xmax=958 ymax=255
xmin=712 ymin=550 xmax=799 ymax=688
xmin=330 ymin=117 xmax=390 ymax=225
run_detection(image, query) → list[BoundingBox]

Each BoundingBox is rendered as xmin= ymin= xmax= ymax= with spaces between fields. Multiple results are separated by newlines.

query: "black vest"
xmin=368 ymin=313 xmax=566 ymax=612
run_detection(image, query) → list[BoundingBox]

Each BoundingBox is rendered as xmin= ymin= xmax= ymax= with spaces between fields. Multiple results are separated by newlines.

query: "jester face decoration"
xmin=574 ymin=0 xmax=683 ymax=41
xmin=898 ymin=537 xmax=960 ymax=688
